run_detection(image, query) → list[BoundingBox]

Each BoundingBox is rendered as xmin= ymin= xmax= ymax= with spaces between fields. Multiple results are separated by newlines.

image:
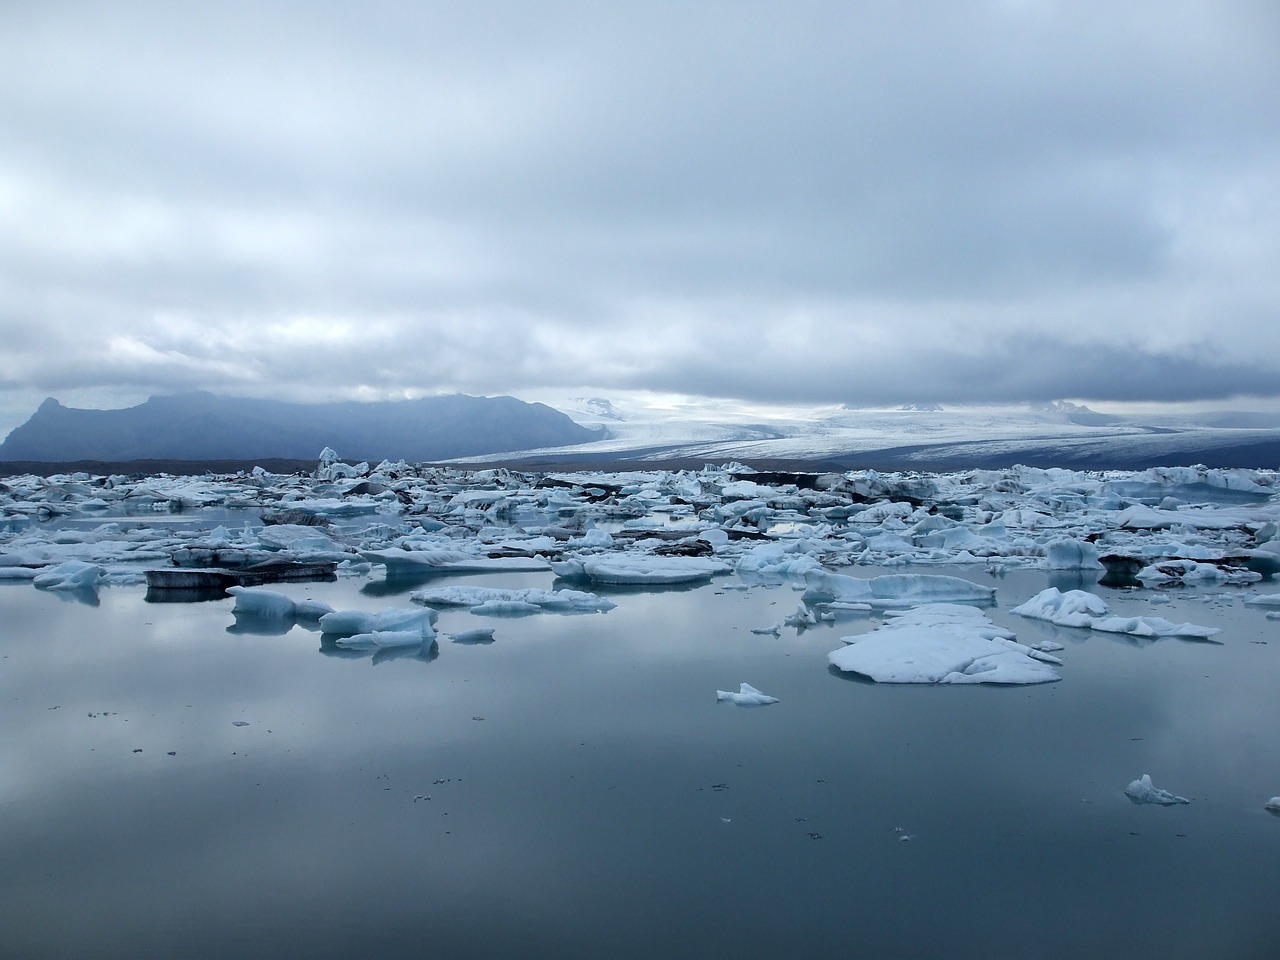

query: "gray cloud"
xmin=2 ymin=0 xmax=1278 ymax=435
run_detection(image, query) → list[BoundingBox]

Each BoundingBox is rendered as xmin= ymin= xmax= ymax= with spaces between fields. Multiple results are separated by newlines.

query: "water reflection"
xmin=5 ymin=565 xmax=1280 ymax=959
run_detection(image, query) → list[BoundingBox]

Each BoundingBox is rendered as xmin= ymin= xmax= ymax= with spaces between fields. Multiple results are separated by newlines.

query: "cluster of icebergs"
xmin=3 ymin=457 xmax=1278 ymax=685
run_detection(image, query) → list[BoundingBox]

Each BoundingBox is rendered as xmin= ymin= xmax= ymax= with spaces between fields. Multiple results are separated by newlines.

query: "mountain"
xmin=0 ymin=392 xmax=600 ymax=463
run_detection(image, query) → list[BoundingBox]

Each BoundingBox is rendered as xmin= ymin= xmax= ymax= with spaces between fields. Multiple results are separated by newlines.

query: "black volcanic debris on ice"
xmin=0 ymin=393 xmax=600 ymax=463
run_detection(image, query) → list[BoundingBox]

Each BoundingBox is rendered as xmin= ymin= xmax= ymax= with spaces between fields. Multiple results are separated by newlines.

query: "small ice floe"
xmin=1244 ymin=593 xmax=1280 ymax=608
xmin=1012 ymin=588 xmax=1220 ymax=640
xmin=1265 ymin=798 xmax=1280 ymax=815
xmin=1125 ymin=774 xmax=1190 ymax=806
xmin=716 ymin=682 xmax=780 ymax=706
xmin=828 ymin=604 xmax=1061 ymax=685
xmin=334 ymin=630 xmax=427 ymax=650
xmin=750 ymin=623 xmax=783 ymax=636
xmin=783 ymin=603 xmax=818 ymax=629
xmin=363 ymin=547 xmax=550 ymax=577
xmin=450 ymin=628 xmax=496 ymax=644
xmin=802 ymin=571 xmax=996 ymax=609
xmin=318 ymin=606 xmax=438 ymax=640
xmin=410 ymin=584 xmax=615 ymax=613
xmin=572 ymin=555 xmax=731 ymax=585
xmin=227 ymin=586 xmax=298 ymax=618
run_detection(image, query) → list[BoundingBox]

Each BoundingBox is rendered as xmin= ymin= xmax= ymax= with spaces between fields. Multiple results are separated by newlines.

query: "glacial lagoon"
xmin=3 ymin=464 xmax=1280 ymax=958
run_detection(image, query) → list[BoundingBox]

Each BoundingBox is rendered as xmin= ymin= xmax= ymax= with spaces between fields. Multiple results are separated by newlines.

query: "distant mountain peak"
xmin=0 ymin=392 xmax=596 ymax=462
xmin=899 ymin=402 xmax=944 ymax=412
xmin=572 ymin=397 xmax=626 ymax=421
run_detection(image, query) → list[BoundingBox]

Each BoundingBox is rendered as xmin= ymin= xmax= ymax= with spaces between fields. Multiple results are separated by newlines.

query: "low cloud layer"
xmin=2 ymin=1 xmax=1278 ymax=434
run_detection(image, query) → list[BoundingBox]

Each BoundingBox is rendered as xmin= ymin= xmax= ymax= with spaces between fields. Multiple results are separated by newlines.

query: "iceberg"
xmin=362 ymin=547 xmax=550 ymax=576
xmin=32 ymin=560 xmax=105 ymax=591
xmin=319 ymin=607 xmax=438 ymax=639
xmin=1010 ymin=588 xmax=1109 ymax=628
xmin=1012 ymin=587 xmax=1220 ymax=639
xmin=334 ymin=630 xmax=429 ymax=650
xmin=578 ymin=555 xmax=730 ymax=585
xmin=410 ymin=584 xmax=616 ymax=613
xmin=227 ymin=586 xmax=299 ymax=618
xmin=828 ymin=604 xmax=1061 ymax=685
xmin=1125 ymin=774 xmax=1190 ymax=805
xmin=716 ymin=682 xmax=780 ymax=705
xmin=803 ymin=571 xmax=996 ymax=609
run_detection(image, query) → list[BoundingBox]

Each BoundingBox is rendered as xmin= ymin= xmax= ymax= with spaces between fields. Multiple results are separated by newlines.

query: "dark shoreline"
xmin=4 ymin=434 xmax=1280 ymax=479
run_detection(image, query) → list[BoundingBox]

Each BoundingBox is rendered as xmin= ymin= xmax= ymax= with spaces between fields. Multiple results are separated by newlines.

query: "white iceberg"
xmin=828 ymin=604 xmax=1061 ymax=685
xmin=1124 ymin=774 xmax=1189 ymax=805
xmin=1010 ymin=588 xmax=1109 ymax=628
xmin=1244 ymin=593 xmax=1280 ymax=607
xmin=32 ymin=560 xmax=105 ymax=591
xmin=716 ymin=682 xmax=780 ymax=705
xmin=1012 ymin=587 xmax=1220 ymax=639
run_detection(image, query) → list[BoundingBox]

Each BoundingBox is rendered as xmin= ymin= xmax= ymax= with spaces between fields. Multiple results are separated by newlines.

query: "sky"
xmin=2 ymin=0 xmax=1279 ymax=438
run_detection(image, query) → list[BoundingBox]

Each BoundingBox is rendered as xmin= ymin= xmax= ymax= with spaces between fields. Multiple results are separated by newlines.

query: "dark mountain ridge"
xmin=0 ymin=392 xmax=599 ymax=463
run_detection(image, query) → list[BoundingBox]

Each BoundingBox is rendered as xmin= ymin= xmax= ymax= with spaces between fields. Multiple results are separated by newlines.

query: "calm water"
xmin=3 ymin=566 xmax=1280 ymax=959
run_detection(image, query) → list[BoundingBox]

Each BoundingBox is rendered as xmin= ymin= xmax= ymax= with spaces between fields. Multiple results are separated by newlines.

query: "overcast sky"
xmin=2 ymin=0 xmax=1278 ymax=436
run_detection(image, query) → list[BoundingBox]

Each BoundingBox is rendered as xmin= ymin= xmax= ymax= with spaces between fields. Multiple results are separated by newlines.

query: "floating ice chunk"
xmin=579 ymin=555 xmax=730 ymax=585
xmin=1091 ymin=616 xmax=1221 ymax=640
xmin=0 ymin=566 xmax=37 ymax=580
xmin=450 ymin=628 xmax=496 ymax=644
xmin=1244 ymin=593 xmax=1280 ymax=607
xmin=1012 ymin=587 xmax=1219 ymax=638
xmin=1125 ymin=774 xmax=1189 ymax=805
xmin=32 ymin=560 xmax=105 ymax=591
xmin=227 ymin=586 xmax=297 ymax=618
xmin=470 ymin=600 xmax=541 ymax=616
xmin=410 ymin=584 xmax=616 ymax=613
xmin=751 ymin=623 xmax=782 ymax=636
xmin=334 ymin=630 xmax=426 ymax=649
xmin=716 ymin=682 xmax=780 ymax=705
xmin=803 ymin=571 xmax=996 ymax=608
xmin=319 ymin=607 xmax=438 ymax=638
xmin=363 ymin=547 xmax=550 ymax=575
xmin=1137 ymin=559 xmax=1259 ymax=586
xmin=1044 ymin=538 xmax=1103 ymax=570
xmin=828 ymin=604 xmax=1061 ymax=685
xmin=1010 ymin=588 xmax=1109 ymax=628
xmin=1265 ymin=797 xmax=1280 ymax=814
xmin=784 ymin=603 xmax=818 ymax=628
xmin=735 ymin=543 xmax=823 ymax=579
xmin=293 ymin=598 xmax=336 ymax=620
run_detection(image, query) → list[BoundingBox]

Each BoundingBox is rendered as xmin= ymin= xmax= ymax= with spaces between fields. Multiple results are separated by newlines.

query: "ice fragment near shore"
xmin=716 ymin=682 xmax=780 ymax=705
xmin=828 ymin=604 xmax=1061 ymax=684
xmin=1125 ymin=774 xmax=1189 ymax=805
